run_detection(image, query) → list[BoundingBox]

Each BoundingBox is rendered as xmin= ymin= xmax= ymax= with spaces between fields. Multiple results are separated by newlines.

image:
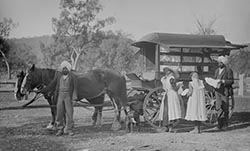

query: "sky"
xmin=0 ymin=0 xmax=250 ymax=44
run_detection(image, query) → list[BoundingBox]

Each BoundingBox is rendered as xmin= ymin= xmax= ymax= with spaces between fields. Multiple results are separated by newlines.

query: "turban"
xmin=217 ymin=56 xmax=229 ymax=65
xmin=60 ymin=60 xmax=72 ymax=71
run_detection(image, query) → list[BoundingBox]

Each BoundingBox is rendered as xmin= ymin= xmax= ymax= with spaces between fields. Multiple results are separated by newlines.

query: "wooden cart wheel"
xmin=205 ymin=91 xmax=218 ymax=125
xmin=143 ymin=86 xmax=165 ymax=128
xmin=204 ymin=91 xmax=234 ymax=126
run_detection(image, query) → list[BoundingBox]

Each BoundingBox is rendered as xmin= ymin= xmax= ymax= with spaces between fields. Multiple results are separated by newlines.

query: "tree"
xmin=229 ymin=44 xmax=250 ymax=75
xmin=0 ymin=18 xmax=17 ymax=38
xmin=93 ymin=31 xmax=137 ymax=72
xmin=51 ymin=0 xmax=115 ymax=70
xmin=0 ymin=18 xmax=17 ymax=79
xmin=193 ymin=16 xmax=217 ymax=35
xmin=229 ymin=44 xmax=250 ymax=95
xmin=40 ymin=42 xmax=61 ymax=68
xmin=0 ymin=37 xmax=10 ymax=78
xmin=8 ymin=41 xmax=38 ymax=71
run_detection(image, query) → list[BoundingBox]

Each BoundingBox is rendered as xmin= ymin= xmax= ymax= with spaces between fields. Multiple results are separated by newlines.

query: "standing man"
xmin=214 ymin=55 xmax=234 ymax=130
xmin=40 ymin=60 xmax=78 ymax=136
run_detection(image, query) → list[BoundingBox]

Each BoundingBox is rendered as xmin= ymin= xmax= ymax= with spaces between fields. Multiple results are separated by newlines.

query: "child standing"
xmin=159 ymin=67 xmax=182 ymax=132
xmin=185 ymin=72 xmax=207 ymax=133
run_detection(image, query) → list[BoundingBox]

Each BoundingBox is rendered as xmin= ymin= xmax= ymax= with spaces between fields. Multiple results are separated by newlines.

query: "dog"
xmin=125 ymin=109 xmax=139 ymax=132
xmin=126 ymin=94 xmax=144 ymax=132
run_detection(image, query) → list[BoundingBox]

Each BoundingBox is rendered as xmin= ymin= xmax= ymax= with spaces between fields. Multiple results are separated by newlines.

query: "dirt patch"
xmin=1 ymin=93 xmax=250 ymax=151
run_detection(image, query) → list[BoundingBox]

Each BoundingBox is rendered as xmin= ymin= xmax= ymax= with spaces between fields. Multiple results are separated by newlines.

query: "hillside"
xmin=10 ymin=35 xmax=54 ymax=66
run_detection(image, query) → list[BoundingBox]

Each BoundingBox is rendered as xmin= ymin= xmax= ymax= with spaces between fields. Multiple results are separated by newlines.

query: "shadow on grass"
xmin=72 ymin=121 xmax=157 ymax=141
xmin=74 ymin=111 xmax=250 ymax=135
xmin=151 ymin=112 xmax=250 ymax=133
xmin=230 ymin=112 xmax=250 ymax=123
xmin=226 ymin=112 xmax=250 ymax=131
xmin=202 ymin=112 xmax=250 ymax=133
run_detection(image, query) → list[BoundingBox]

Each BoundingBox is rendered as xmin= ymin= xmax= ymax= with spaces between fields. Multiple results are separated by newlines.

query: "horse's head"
xmin=15 ymin=70 xmax=26 ymax=100
xmin=21 ymin=64 xmax=41 ymax=95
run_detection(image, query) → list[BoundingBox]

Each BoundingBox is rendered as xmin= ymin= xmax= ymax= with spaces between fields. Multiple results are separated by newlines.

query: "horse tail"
xmin=120 ymin=75 xmax=128 ymax=115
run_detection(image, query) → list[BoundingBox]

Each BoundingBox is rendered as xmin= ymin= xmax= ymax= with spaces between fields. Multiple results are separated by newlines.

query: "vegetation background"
xmin=0 ymin=0 xmax=249 ymax=94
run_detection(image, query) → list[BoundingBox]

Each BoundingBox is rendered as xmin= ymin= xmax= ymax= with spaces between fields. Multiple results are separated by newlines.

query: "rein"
xmin=22 ymin=92 xmax=44 ymax=108
xmin=85 ymin=88 xmax=107 ymax=100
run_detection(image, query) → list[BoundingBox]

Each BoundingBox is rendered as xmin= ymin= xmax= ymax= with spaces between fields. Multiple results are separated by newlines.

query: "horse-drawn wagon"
xmin=126 ymin=32 xmax=246 ymax=128
xmin=14 ymin=32 xmax=246 ymax=131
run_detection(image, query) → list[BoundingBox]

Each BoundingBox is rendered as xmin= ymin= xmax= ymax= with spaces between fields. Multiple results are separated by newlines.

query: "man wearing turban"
xmin=214 ymin=55 xmax=234 ymax=130
xmin=40 ymin=60 xmax=78 ymax=136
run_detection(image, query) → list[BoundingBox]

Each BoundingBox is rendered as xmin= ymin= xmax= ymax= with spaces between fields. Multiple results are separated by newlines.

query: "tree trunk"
xmin=0 ymin=49 xmax=11 ymax=79
xmin=71 ymin=48 xmax=81 ymax=70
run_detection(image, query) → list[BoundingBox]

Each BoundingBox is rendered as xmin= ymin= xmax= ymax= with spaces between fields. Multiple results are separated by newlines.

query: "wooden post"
xmin=143 ymin=48 xmax=146 ymax=72
xmin=238 ymin=74 xmax=244 ymax=96
xmin=155 ymin=44 xmax=160 ymax=87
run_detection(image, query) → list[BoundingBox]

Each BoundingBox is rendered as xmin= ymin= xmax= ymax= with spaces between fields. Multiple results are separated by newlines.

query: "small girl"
xmin=159 ymin=67 xmax=182 ymax=132
xmin=185 ymin=72 xmax=207 ymax=133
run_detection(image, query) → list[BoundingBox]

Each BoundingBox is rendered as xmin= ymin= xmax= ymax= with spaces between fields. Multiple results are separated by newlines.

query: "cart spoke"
xmin=145 ymin=109 xmax=159 ymax=122
xmin=143 ymin=87 xmax=164 ymax=126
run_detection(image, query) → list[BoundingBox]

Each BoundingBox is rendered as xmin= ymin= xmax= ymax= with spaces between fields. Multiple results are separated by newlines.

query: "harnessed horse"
xmin=15 ymin=71 xmax=26 ymax=101
xmin=17 ymin=64 xmax=128 ymax=131
xmin=16 ymin=68 xmax=59 ymax=129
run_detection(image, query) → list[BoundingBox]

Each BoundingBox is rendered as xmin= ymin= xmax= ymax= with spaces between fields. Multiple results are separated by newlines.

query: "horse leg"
xmin=90 ymin=95 xmax=104 ymax=127
xmin=108 ymin=95 xmax=122 ymax=131
xmin=95 ymin=106 xmax=103 ymax=128
xmin=46 ymin=96 xmax=57 ymax=129
xmin=92 ymin=107 xmax=98 ymax=127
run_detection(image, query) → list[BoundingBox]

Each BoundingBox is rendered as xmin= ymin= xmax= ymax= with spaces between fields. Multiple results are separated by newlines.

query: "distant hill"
xmin=10 ymin=35 xmax=54 ymax=66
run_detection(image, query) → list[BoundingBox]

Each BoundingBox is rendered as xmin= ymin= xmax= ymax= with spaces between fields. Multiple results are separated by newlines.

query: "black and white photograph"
xmin=0 ymin=0 xmax=250 ymax=151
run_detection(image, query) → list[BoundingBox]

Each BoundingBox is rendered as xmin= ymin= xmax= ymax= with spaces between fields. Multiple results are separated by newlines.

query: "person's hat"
xmin=190 ymin=71 xmax=198 ymax=78
xmin=60 ymin=60 xmax=72 ymax=71
xmin=163 ymin=67 xmax=180 ymax=79
xmin=217 ymin=55 xmax=229 ymax=65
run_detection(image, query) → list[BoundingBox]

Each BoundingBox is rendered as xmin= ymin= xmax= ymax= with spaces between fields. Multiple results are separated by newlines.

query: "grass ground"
xmin=0 ymin=92 xmax=250 ymax=151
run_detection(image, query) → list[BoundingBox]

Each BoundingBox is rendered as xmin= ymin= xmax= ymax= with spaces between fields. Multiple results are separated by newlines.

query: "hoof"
xmin=56 ymin=130 xmax=64 ymax=136
xmin=94 ymin=124 xmax=102 ymax=128
xmin=95 ymin=119 xmax=103 ymax=128
xmin=46 ymin=123 xmax=54 ymax=130
xmin=91 ymin=120 xmax=96 ymax=127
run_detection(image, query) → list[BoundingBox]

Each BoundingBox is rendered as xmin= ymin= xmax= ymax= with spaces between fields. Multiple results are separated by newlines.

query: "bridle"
xmin=21 ymin=72 xmax=44 ymax=94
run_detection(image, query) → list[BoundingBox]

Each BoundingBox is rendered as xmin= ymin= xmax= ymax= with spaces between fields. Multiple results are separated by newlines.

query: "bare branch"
xmin=193 ymin=16 xmax=217 ymax=35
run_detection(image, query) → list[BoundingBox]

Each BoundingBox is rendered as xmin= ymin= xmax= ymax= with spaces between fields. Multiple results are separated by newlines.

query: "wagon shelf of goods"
xmin=126 ymin=32 xmax=246 ymax=128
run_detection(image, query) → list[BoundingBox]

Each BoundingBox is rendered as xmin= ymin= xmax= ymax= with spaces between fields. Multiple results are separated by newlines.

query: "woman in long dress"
xmin=159 ymin=67 xmax=182 ymax=132
xmin=185 ymin=72 xmax=207 ymax=133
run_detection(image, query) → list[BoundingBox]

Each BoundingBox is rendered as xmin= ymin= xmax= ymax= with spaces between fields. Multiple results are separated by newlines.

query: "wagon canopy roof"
xmin=132 ymin=32 xmax=247 ymax=49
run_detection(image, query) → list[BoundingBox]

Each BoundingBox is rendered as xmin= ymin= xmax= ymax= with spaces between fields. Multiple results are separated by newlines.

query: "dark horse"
xmin=15 ymin=68 xmax=59 ymax=129
xmin=15 ymin=70 xmax=26 ymax=101
xmin=18 ymin=64 xmax=128 ymax=131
